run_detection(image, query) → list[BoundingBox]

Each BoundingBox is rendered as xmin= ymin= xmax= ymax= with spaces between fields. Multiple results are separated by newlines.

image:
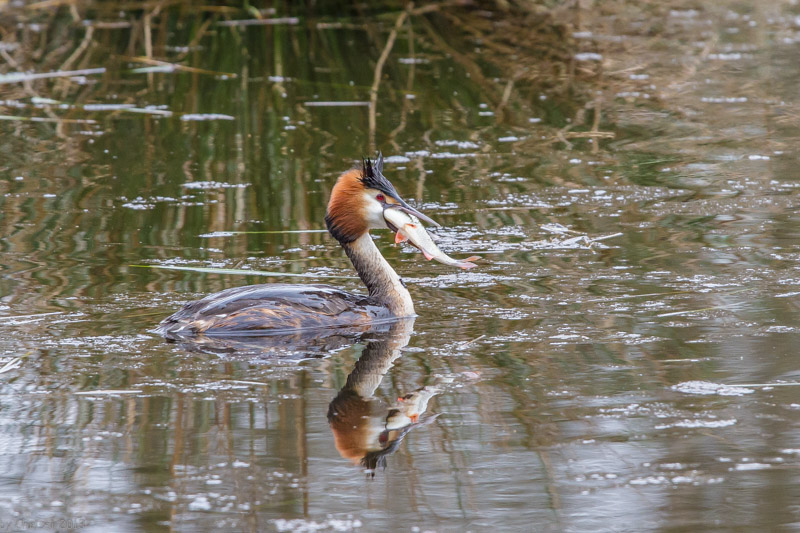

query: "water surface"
xmin=2 ymin=2 xmax=800 ymax=531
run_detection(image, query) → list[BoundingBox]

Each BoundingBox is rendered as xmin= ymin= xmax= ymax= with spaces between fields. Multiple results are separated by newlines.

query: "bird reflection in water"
xmin=159 ymin=320 xmax=399 ymax=359
xmin=327 ymin=318 xmax=440 ymax=476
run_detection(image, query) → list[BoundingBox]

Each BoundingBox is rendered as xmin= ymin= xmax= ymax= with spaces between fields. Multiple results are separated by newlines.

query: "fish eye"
xmin=376 ymin=194 xmax=385 ymax=203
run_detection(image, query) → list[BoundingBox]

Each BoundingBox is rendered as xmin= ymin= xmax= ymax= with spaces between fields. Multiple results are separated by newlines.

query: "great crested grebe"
xmin=157 ymin=153 xmax=463 ymax=338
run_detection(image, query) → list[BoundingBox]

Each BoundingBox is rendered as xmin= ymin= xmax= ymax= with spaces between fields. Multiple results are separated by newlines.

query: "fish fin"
xmin=422 ymin=250 xmax=433 ymax=261
xmin=395 ymin=231 xmax=408 ymax=244
xmin=457 ymin=256 xmax=480 ymax=269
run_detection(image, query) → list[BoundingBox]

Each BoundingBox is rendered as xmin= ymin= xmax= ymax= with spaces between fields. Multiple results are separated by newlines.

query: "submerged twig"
xmin=204 ymin=229 xmax=328 ymax=234
xmin=387 ymin=14 xmax=417 ymax=149
xmin=304 ymin=101 xmax=369 ymax=107
xmin=175 ymin=16 xmax=215 ymax=62
xmin=369 ymin=4 xmax=412 ymax=151
xmin=459 ymin=334 xmax=486 ymax=348
xmin=587 ymin=232 xmax=623 ymax=242
xmin=0 ymin=67 xmax=106 ymax=84
xmin=55 ymin=25 xmax=94 ymax=95
xmin=217 ymin=17 xmax=299 ymax=27
xmin=0 ymin=358 xmax=22 ymax=374
xmin=122 ymin=56 xmax=237 ymax=77
xmin=0 ymin=313 xmax=62 ymax=323
xmin=0 ymin=114 xmax=96 ymax=124
xmin=563 ymin=130 xmax=614 ymax=139
xmin=143 ymin=10 xmax=153 ymax=86
xmin=590 ymin=95 xmax=601 ymax=153
xmin=220 ymin=379 xmax=270 ymax=387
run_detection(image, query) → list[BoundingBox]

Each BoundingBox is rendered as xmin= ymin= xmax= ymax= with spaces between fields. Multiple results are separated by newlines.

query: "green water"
xmin=2 ymin=2 xmax=800 ymax=531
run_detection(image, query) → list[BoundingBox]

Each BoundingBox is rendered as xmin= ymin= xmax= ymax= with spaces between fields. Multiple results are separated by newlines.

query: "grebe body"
xmin=157 ymin=283 xmax=394 ymax=338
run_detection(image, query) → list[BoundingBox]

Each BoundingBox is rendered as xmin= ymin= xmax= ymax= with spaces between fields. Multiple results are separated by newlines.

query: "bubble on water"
xmin=700 ymin=96 xmax=747 ymax=103
xmin=671 ymin=381 xmax=754 ymax=396
xmin=434 ymin=140 xmax=480 ymax=149
xmin=398 ymin=57 xmax=429 ymax=64
xmin=182 ymin=181 xmax=249 ymax=189
xmin=629 ymin=475 xmax=668 ymax=485
xmin=430 ymin=151 xmax=478 ymax=159
xmin=670 ymin=9 xmax=699 ymax=18
xmin=383 ymin=155 xmax=411 ymax=163
xmin=122 ymin=199 xmax=154 ymax=210
xmin=655 ymin=419 xmax=737 ymax=429
xmin=273 ymin=517 xmax=363 ymax=532
xmin=198 ymin=231 xmax=236 ymax=238
xmin=180 ymin=113 xmax=234 ymax=121
xmin=708 ymin=53 xmax=746 ymax=60
xmin=732 ymin=463 xmax=771 ymax=471
xmin=187 ymin=495 xmax=212 ymax=511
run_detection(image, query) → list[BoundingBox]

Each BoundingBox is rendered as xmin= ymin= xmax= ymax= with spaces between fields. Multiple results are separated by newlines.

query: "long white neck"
xmin=342 ymin=233 xmax=415 ymax=316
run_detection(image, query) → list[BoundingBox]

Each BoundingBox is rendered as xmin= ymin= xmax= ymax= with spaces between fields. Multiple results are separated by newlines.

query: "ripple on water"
xmin=120 ymin=194 xmax=211 ymax=209
xmin=410 ymin=272 xmax=519 ymax=288
xmin=41 ymin=334 xmax=152 ymax=353
xmin=182 ymin=181 xmax=249 ymax=189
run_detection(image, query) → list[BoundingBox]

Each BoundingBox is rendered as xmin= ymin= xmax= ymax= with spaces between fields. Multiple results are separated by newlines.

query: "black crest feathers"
xmin=360 ymin=152 xmax=398 ymax=197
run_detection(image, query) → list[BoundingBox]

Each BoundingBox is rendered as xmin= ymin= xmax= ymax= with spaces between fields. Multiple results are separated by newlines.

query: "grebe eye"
xmin=376 ymin=194 xmax=385 ymax=203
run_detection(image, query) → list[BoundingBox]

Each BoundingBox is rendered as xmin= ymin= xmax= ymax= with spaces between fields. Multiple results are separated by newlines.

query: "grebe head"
xmin=326 ymin=152 xmax=438 ymax=244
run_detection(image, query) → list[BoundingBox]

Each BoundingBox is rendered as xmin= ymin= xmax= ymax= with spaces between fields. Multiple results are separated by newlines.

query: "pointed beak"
xmin=385 ymin=197 xmax=439 ymax=227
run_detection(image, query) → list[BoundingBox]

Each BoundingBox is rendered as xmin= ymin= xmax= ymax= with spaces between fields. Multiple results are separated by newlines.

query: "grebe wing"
xmin=157 ymin=284 xmax=393 ymax=338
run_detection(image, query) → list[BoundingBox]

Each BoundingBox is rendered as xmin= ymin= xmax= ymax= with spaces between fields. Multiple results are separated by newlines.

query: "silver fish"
xmin=386 ymin=385 xmax=441 ymax=428
xmin=383 ymin=208 xmax=479 ymax=270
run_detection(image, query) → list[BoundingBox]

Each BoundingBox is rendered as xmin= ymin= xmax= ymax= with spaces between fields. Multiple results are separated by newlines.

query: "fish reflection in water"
xmin=328 ymin=318 xmax=441 ymax=475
